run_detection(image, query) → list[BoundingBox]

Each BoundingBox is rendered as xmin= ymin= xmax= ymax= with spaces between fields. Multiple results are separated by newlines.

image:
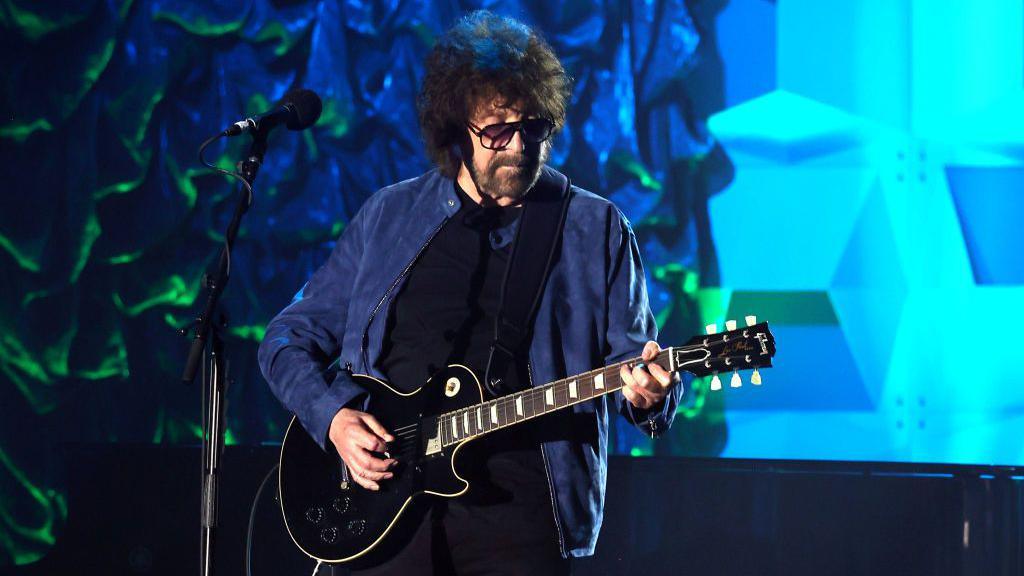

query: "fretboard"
xmin=437 ymin=349 xmax=678 ymax=447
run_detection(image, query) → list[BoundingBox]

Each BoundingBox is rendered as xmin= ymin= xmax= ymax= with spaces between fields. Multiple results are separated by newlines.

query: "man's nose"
xmin=508 ymin=126 xmax=526 ymax=152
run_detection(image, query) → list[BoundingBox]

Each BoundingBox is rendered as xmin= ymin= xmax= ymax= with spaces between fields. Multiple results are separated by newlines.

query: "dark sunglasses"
xmin=466 ymin=118 xmax=555 ymax=150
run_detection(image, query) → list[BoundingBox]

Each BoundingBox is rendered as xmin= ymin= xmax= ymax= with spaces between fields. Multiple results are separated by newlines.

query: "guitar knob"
xmin=745 ymin=315 xmax=757 ymax=327
xmin=305 ymin=506 xmax=324 ymax=524
xmin=320 ymin=526 xmax=338 ymax=544
xmin=705 ymin=323 xmax=718 ymax=335
xmin=710 ymin=373 xmax=722 ymax=391
xmin=332 ymin=496 xmax=351 ymax=515
xmin=345 ymin=519 xmax=367 ymax=537
xmin=725 ymin=319 xmax=737 ymax=331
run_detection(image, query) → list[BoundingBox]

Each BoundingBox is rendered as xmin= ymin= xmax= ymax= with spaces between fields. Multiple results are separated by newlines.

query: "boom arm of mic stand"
xmin=181 ymin=134 xmax=263 ymax=384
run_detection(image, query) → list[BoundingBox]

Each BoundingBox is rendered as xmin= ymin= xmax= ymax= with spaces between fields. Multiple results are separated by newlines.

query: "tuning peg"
xmin=705 ymin=323 xmax=718 ymax=335
xmin=710 ymin=373 xmax=722 ymax=391
xmin=725 ymin=319 xmax=737 ymax=331
xmin=745 ymin=315 xmax=757 ymax=327
xmin=730 ymin=370 xmax=742 ymax=388
xmin=751 ymin=368 xmax=762 ymax=385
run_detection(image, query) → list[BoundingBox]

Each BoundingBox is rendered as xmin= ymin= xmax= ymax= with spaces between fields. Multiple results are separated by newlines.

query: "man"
xmin=258 ymin=11 xmax=685 ymax=575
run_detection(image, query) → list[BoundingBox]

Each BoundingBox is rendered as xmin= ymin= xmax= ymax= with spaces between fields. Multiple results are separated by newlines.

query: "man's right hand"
xmin=328 ymin=407 xmax=397 ymax=491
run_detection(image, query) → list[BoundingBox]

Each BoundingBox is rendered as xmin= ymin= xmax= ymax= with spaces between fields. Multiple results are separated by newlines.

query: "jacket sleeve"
xmin=604 ymin=205 xmax=688 ymax=438
xmin=257 ymin=205 xmax=371 ymax=451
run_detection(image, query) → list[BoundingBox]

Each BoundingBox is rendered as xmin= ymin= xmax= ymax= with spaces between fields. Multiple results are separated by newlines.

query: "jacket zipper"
xmin=530 ymin=358 xmax=567 ymax=555
xmin=361 ymin=220 xmax=447 ymax=371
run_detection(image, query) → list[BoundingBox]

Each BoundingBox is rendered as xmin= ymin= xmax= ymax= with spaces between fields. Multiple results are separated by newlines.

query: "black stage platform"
xmin=11 ymin=445 xmax=1022 ymax=575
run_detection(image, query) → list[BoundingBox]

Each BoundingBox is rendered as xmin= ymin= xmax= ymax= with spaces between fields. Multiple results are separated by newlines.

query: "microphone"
xmin=224 ymin=89 xmax=322 ymax=136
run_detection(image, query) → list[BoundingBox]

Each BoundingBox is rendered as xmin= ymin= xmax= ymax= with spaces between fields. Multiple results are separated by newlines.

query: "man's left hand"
xmin=619 ymin=340 xmax=676 ymax=410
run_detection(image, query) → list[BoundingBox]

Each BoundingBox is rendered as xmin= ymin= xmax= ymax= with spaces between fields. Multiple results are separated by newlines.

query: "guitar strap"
xmin=483 ymin=165 xmax=573 ymax=397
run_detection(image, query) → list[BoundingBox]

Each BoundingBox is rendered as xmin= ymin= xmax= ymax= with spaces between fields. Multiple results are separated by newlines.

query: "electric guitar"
xmin=277 ymin=317 xmax=775 ymax=567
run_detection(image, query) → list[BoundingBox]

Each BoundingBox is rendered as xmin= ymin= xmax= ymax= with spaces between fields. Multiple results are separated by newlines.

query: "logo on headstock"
xmin=718 ymin=339 xmax=755 ymax=357
xmin=754 ymin=332 xmax=769 ymax=354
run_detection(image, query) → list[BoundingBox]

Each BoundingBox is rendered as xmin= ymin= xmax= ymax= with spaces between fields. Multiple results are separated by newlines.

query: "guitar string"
xmin=384 ymin=336 xmax=771 ymax=447
xmin=382 ymin=348 xmax=669 ymax=440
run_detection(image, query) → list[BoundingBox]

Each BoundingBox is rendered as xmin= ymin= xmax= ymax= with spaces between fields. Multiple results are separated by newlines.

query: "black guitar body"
xmin=278 ymin=365 xmax=483 ymax=567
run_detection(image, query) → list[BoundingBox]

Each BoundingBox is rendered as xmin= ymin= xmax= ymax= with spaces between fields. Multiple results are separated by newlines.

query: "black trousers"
xmin=348 ymin=494 xmax=571 ymax=576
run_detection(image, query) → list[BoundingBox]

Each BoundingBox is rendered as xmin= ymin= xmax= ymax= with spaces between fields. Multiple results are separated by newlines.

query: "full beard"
xmin=467 ymin=144 xmax=550 ymax=202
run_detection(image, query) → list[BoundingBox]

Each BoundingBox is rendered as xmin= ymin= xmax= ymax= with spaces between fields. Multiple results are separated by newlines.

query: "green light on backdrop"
xmin=629 ymin=445 xmax=653 ymax=457
xmin=320 ymin=98 xmax=352 ymax=139
xmin=1 ymin=334 xmax=53 ymax=387
xmin=0 ymin=0 xmax=86 ymax=41
xmin=112 ymin=274 xmax=198 ymax=317
xmin=60 ymin=38 xmax=115 ymax=121
xmin=0 ymin=119 xmax=53 ymax=143
xmin=653 ymin=263 xmax=699 ymax=294
xmin=0 ymin=232 xmax=41 ymax=272
xmin=253 ymin=21 xmax=298 ymax=57
xmin=75 ymin=330 xmax=129 ymax=381
xmin=152 ymin=10 xmax=245 ymax=37
xmin=228 ymin=325 xmax=266 ymax=342
xmin=0 ymin=446 xmax=65 ymax=565
xmin=678 ymin=376 xmax=710 ymax=420
xmin=164 ymin=154 xmax=198 ymax=209
xmin=303 ymin=130 xmax=319 ymax=162
xmin=610 ymin=152 xmax=663 ymax=191
xmin=70 ymin=213 xmax=101 ymax=285
xmin=112 ymin=88 xmax=164 ymax=152
xmin=105 ymin=250 xmax=144 ymax=265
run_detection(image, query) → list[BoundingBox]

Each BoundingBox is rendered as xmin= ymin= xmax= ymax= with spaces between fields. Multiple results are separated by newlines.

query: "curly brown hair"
xmin=417 ymin=11 xmax=572 ymax=177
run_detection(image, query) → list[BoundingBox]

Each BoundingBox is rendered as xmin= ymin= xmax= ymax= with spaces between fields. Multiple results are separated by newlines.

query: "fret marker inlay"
xmin=569 ymin=380 xmax=578 ymax=399
xmin=545 ymin=388 xmax=554 ymax=405
xmin=451 ymin=416 xmax=458 ymax=438
xmin=515 ymin=396 xmax=524 ymax=417
xmin=490 ymin=404 xmax=498 ymax=424
xmin=463 ymin=412 xmax=469 ymax=434
xmin=595 ymin=373 xmax=604 ymax=389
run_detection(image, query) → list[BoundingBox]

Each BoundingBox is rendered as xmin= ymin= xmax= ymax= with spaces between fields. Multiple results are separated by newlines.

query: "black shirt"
xmin=378 ymin=182 xmax=555 ymax=504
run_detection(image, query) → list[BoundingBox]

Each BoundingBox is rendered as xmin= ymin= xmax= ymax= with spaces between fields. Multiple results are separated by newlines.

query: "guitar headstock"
xmin=670 ymin=316 xmax=775 ymax=390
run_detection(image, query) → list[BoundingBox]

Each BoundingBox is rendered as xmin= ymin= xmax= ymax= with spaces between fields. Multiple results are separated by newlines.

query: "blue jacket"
xmin=258 ymin=167 xmax=684 ymax=557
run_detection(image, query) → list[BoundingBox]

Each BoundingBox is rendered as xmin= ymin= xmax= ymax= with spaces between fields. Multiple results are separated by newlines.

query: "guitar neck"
xmin=434 ymin=320 xmax=775 ymax=448
xmin=438 ymin=348 xmax=681 ymax=447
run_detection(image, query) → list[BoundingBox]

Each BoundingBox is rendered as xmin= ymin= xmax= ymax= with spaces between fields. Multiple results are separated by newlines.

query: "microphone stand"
xmin=181 ymin=131 xmax=267 ymax=576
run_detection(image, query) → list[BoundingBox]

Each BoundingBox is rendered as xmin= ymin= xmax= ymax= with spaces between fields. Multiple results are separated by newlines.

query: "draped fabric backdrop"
xmin=0 ymin=0 xmax=727 ymax=565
